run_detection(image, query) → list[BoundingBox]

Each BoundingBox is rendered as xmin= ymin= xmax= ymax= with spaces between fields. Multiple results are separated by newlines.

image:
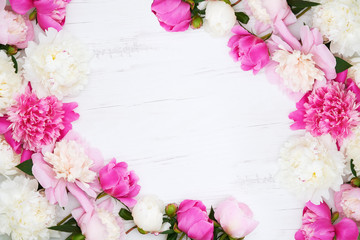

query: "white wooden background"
xmin=10 ymin=0 xmax=307 ymax=239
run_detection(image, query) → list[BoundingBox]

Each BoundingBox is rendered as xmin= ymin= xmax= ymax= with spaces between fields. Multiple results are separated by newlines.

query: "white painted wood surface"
xmin=46 ymin=0 xmax=304 ymax=239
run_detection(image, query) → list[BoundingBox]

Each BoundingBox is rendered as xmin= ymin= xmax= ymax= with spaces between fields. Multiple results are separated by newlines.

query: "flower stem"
xmin=179 ymin=233 xmax=186 ymax=240
xmin=126 ymin=226 xmax=137 ymax=235
xmin=57 ymin=213 xmax=72 ymax=226
xmin=231 ymin=0 xmax=242 ymax=7
xmin=296 ymin=7 xmax=311 ymax=19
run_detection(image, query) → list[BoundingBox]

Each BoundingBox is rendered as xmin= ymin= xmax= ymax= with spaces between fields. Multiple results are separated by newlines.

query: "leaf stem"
xmin=296 ymin=7 xmax=311 ymax=19
xmin=179 ymin=233 xmax=186 ymax=240
xmin=126 ymin=226 xmax=137 ymax=235
xmin=57 ymin=213 xmax=72 ymax=226
xmin=231 ymin=0 xmax=242 ymax=7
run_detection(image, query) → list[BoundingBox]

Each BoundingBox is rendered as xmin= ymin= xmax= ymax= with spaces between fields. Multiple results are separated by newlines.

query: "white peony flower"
xmin=0 ymin=175 xmax=56 ymax=240
xmin=23 ymin=28 xmax=91 ymax=99
xmin=0 ymin=52 xmax=24 ymax=116
xmin=277 ymin=133 xmax=345 ymax=204
xmin=0 ymin=136 xmax=20 ymax=176
xmin=132 ymin=195 xmax=164 ymax=232
xmin=341 ymin=126 xmax=360 ymax=176
xmin=312 ymin=0 xmax=360 ymax=57
xmin=272 ymin=48 xmax=325 ymax=93
xmin=203 ymin=1 xmax=236 ymax=37
xmin=43 ymin=139 xmax=96 ymax=184
xmin=348 ymin=57 xmax=360 ymax=85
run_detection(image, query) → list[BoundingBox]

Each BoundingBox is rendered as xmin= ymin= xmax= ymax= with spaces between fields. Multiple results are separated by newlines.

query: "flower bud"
xmin=165 ymin=203 xmax=178 ymax=217
xmin=29 ymin=9 xmax=37 ymax=21
xmin=137 ymin=227 xmax=148 ymax=235
xmin=7 ymin=45 xmax=18 ymax=55
xmin=173 ymin=223 xmax=181 ymax=233
xmin=351 ymin=177 xmax=360 ymax=187
xmin=191 ymin=15 xmax=203 ymax=29
xmin=331 ymin=212 xmax=339 ymax=223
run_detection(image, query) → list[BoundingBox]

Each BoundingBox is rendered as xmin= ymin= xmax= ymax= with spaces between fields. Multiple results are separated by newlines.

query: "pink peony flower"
xmin=9 ymin=0 xmax=71 ymax=31
xmin=289 ymin=72 xmax=360 ymax=144
xmin=228 ymin=25 xmax=269 ymax=74
xmin=99 ymin=158 xmax=141 ymax=208
xmin=177 ymin=200 xmax=213 ymax=240
xmin=7 ymin=87 xmax=79 ymax=152
xmin=266 ymin=24 xmax=336 ymax=98
xmin=72 ymin=198 xmax=125 ymax=240
xmin=214 ymin=197 xmax=258 ymax=238
xmin=0 ymin=0 xmax=34 ymax=48
xmin=32 ymin=131 xmax=104 ymax=211
xmin=295 ymin=201 xmax=359 ymax=240
xmin=151 ymin=0 xmax=191 ymax=32
xmin=243 ymin=0 xmax=296 ymax=34
xmin=335 ymin=184 xmax=360 ymax=222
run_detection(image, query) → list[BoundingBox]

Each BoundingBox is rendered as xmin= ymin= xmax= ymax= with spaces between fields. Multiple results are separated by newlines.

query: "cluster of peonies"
xmin=152 ymin=0 xmax=360 ymax=239
xmin=130 ymin=196 xmax=258 ymax=240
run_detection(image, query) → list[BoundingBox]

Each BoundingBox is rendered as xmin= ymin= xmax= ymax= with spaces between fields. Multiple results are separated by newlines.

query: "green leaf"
xmin=351 ymin=159 xmax=357 ymax=177
xmin=166 ymin=233 xmax=178 ymax=240
xmin=287 ymin=0 xmax=320 ymax=8
xmin=335 ymin=57 xmax=352 ymax=73
xmin=63 ymin=218 xmax=77 ymax=226
xmin=71 ymin=233 xmax=85 ymax=240
xmin=15 ymin=159 xmax=34 ymax=176
xmin=119 ymin=208 xmax=133 ymax=220
xmin=48 ymin=225 xmax=81 ymax=233
xmin=161 ymin=229 xmax=175 ymax=235
xmin=208 ymin=206 xmax=216 ymax=221
xmin=11 ymin=56 xmax=18 ymax=73
xmin=235 ymin=12 xmax=249 ymax=24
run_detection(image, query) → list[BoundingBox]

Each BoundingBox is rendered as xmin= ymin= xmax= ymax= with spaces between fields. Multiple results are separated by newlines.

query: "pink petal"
xmin=334 ymin=218 xmax=359 ymax=240
xmin=32 ymin=153 xmax=56 ymax=188
xmin=9 ymin=0 xmax=34 ymax=14
xmin=37 ymin=13 xmax=63 ymax=31
xmin=20 ymin=149 xmax=33 ymax=163
xmin=67 ymin=182 xmax=94 ymax=213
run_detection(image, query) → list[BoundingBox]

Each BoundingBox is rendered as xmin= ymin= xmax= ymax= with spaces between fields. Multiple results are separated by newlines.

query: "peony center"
xmin=96 ymin=208 xmax=122 ymax=240
xmin=273 ymin=49 xmax=325 ymax=93
xmin=44 ymin=140 xmax=96 ymax=183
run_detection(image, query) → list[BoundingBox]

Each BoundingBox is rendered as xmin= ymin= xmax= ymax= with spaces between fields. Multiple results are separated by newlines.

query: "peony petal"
xmin=67 ymin=182 xmax=94 ymax=213
xmin=20 ymin=149 xmax=33 ymax=163
xmin=334 ymin=218 xmax=359 ymax=240
xmin=187 ymin=220 xmax=214 ymax=240
xmin=9 ymin=0 xmax=34 ymax=14
xmin=32 ymin=153 xmax=56 ymax=188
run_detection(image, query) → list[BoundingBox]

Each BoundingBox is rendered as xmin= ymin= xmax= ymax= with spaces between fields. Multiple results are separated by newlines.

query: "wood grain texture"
xmin=32 ymin=0 xmax=306 ymax=239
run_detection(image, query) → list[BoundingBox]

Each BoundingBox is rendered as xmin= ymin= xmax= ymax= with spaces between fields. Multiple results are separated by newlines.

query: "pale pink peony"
xmin=32 ymin=131 xmax=104 ymax=211
xmin=289 ymin=71 xmax=360 ymax=145
xmin=295 ymin=201 xmax=359 ymax=240
xmin=243 ymin=0 xmax=296 ymax=34
xmin=99 ymin=158 xmax=140 ymax=207
xmin=72 ymin=198 xmax=125 ymax=240
xmin=335 ymin=184 xmax=360 ymax=222
xmin=9 ymin=0 xmax=71 ymax=31
xmin=214 ymin=198 xmax=258 ymax=238
xmin=266 ymin=24 xmax=336 ymax=98
xmin=7 ymin=87 xmax=79 ymax=152
xmin=151 ymin=0 xmax=191 ymax=32
xmin=177 ymin=200 xmax=213 ymax=240
xmin=228 ymin=25 xmax=269 ymax=74
xmin=0 ymin=0 xmax=34 ymax=48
